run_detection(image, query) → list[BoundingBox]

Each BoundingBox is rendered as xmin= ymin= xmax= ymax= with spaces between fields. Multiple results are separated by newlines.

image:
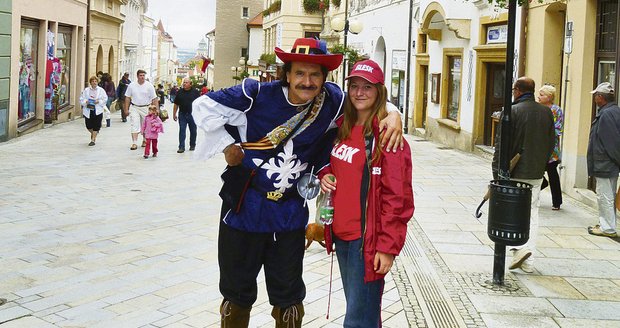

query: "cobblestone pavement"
xmin=1 ymin=103 xmax=620 ymax=327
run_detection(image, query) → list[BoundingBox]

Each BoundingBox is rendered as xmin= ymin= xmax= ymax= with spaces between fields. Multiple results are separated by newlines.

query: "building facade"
xmin=411 ymin=0 xmax=515 ymax=152
xmin=155 ymin=20 xmax=178 ymax=86
xmin=7 ymin=0 xmax=87 ymax=140
xmin=213 ymin=0 xmax=262 ymax=89
xmin=327 ymin=0 xmax=413 ymax=111
xmin=119 ymin=0 xmax=147 ymax=81
xmin=525 ymin=0 xmax=619 ymax=203
xmin=141 ymin=15 xmax=157 ymax=81
xmin=0 ymin=0 xmax=11 ymax=141
xmin=89 ymin=0 xmax=124 ymax=79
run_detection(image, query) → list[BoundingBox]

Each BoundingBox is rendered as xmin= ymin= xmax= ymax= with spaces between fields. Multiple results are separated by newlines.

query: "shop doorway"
xmin=18 ymin=20 xmax=39 ymax=125
xmin=484 ymin=63 xmax=505 ymax=146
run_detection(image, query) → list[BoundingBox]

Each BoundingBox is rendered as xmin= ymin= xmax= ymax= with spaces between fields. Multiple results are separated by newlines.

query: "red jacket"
xmin=320 ymin=117 xmax=414 ymax=282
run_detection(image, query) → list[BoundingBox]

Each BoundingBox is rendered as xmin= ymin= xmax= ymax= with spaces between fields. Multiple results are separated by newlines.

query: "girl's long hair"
xmin=337 ymin=83 xmax=389 ymax=162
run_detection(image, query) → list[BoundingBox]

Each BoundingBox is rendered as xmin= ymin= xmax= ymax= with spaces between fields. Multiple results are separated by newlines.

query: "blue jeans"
xmin=178 ymin=111 xmax=197 ymax=150
xmin=334 ymin=236 xmax=384 ymax=328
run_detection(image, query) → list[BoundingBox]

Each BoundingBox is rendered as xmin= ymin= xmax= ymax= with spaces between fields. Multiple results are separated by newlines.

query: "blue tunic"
xmin=207 ymin=79 xmax=344 ymax=232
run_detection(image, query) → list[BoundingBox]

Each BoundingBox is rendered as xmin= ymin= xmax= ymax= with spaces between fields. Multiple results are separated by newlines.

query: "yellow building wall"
xmin=526 ymin=0 xmax=598 ymax=202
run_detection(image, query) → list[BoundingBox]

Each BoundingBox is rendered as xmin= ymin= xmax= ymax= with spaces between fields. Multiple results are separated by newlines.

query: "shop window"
xmin=446 ymin=56 xmax=462 ymax=121
xmin=56 ymin=27 xmax=72 ymax=109
xmin=597 ymin=0 xmax=617 ymax=52
xmin=18 ymin=21 xmax=39 ymax=124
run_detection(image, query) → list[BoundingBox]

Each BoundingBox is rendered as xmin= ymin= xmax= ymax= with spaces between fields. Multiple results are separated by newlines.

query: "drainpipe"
xmin=517 ymin=4 xmax=528 ymax=78
xmin=404 ymin=0 xmax=414 ymax=134
xmin=85 ymin=0 xmax=90 ymax=85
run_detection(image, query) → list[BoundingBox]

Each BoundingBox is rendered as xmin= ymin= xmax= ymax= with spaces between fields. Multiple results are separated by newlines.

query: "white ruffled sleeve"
xmin=192 ymin=95 xmax=248 ymax=160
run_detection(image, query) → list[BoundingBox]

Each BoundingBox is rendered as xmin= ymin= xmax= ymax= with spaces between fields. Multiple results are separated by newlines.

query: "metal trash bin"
xmin=487 ymin=179 xmax=532 ymax=246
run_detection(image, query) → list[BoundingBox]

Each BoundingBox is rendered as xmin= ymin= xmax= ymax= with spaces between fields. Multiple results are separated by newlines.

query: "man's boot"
xmin=272 ymin=303 xmax=304 ymax=328
xmin=220 ymin=299 xmax=251 ymax=328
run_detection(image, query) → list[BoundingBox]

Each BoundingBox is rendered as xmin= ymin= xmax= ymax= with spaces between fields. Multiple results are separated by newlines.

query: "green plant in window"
xmin=303 ymin=0 xmax=329 ymax=14
xmin=260 ymin=53 xmax=276 ymax=65
xmin=263 ymin=0 xmax=282 ymax=16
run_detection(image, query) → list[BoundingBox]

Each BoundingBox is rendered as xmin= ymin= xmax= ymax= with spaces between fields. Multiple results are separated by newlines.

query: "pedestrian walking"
xmin=141 ymin=105 xmax=164 ymax=159
xmin=173 ymin=77 xmax=199 ymax=153
xmin=191 ymin=37 xmax=403 ymax=327
xmin=101 ymin=73 xmax=116 ymax=111
xmin=157 ymin=84 xmax=166 ymax=108
xmin=537 ymin=84 xmax=564 ymax=210
xmin=492 ymin=77 xmax=555 ymax=273
xmin=318 ymin=59 xmax=414 ymax=327
xmin=117 ymin=72 xmax=131 ymax=122
xmin=79 ymin=76 xmax=108 ymax=146
xmin=586 ymin=82 xmax=620 ymax=238
xmin=123 ymin=69 xmax=158 ymax=150
xmin=169 ymin=85 xmax=178 ymax=103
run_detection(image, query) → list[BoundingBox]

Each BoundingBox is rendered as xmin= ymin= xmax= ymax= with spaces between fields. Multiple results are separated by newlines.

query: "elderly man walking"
xmin=123 ymin=69 xmax=158 ymax=150
xmin=492 ymin=77 xmax=555 ymax=273
xmin=587 ymin=82 xmax=620 ymax=238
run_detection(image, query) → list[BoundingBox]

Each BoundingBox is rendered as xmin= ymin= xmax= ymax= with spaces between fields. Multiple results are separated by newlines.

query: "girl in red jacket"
xmin=319 ymin=60 xmax=414 ymax=327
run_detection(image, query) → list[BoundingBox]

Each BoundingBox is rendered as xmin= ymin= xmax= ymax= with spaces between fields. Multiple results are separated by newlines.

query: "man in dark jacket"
xmin=173 ymin=77 xmax=200 ymax=153
xmin=116 ymin=73 xmax=131 ymax=122
xmin=587 ymin=82 xmax=620 ymax=238
xmin=492 ymin=77 xmax=555 ymax=273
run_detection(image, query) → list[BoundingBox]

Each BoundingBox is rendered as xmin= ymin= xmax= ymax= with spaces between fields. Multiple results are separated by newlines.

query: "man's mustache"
xmin=295 ymin=85 xmax=318 ymax=91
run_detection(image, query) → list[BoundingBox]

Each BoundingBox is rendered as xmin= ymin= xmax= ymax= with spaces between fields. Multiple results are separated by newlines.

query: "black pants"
xmin=218 ymin=209 xmax=306 ymax=308
xmin=542 ymin=161 xmax=562 ymax=208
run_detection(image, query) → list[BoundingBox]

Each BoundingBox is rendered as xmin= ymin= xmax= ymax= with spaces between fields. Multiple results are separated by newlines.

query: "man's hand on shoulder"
xmin=379 ymin=111 xmax=404 ymax=152
xmin=224 ymin=144 xmax=244 ymax=166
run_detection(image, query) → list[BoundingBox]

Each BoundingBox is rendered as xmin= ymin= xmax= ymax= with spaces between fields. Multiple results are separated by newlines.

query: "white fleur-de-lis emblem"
xmin=253 ymin=140 xmax=307 ymax=191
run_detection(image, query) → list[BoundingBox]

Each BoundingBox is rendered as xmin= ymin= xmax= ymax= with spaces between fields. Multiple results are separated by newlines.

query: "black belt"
xmin=250 ymin=182 xmax=299 ymax=202
xmin=131 ymin=103 xmax=150 ymax=107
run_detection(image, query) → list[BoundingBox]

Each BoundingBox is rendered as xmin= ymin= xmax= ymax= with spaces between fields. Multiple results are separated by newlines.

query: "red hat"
xmin=346 ymin=60 xmax=384 ymax=85
xmin=275 ymin=38 xmax=343 ymax=71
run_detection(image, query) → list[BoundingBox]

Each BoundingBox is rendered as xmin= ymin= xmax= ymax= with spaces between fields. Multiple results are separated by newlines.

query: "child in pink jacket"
xmin=141 ymin=105 xmax=164 ymax=159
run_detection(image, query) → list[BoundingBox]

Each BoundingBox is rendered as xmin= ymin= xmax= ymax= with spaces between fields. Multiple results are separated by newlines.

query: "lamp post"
xmin=231 ymin=66 xmax=241 ymax=85
xmin=331 ymin=0 xmax=363 ymax=88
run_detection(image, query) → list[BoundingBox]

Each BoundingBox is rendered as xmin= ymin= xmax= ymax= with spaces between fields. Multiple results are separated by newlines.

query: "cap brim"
xmin=590 ymin=90 xmax=597 ymax=94
xmin=345 ymin=74 xmax=382 ymax=84
xmin=275 ymin=47 xmax=343 ymax=71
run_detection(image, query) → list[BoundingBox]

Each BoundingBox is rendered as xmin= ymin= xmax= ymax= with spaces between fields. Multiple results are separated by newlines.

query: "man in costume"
xmin=192 ymin=38 xmax=402 ymax=327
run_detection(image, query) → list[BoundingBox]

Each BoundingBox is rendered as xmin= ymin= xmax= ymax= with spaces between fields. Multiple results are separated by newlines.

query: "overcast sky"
xmin=146 ymin=0 xmax=216 ymax=50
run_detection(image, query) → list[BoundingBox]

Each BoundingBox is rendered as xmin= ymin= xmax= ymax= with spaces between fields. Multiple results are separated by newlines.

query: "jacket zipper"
xmin=359 ymin=134 xmax=374 ymax=257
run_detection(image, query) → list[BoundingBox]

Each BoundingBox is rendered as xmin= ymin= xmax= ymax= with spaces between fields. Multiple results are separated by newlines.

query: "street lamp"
xmin=231 ymin=66 xmax=242 ymax=85
xmin=331 ymin=0 xmax=363 ymax=87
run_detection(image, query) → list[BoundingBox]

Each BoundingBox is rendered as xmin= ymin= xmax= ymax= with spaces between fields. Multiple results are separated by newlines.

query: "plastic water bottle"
xmin=319 ymin=177 xmax=335 ymax=225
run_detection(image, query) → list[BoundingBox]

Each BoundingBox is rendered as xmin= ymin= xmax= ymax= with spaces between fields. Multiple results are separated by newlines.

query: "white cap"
xmin=591 ymin=82 xmax=614 ymax=94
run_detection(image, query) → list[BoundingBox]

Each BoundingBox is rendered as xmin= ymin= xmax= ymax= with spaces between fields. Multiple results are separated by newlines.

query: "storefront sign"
xmin=487 ymin=25 xmax=508 ymax=44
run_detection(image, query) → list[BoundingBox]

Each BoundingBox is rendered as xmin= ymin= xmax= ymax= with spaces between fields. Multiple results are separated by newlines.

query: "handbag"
xmin=159 ymin=109 xmax=169 ymax=122
xmin=616 ymin=185 xmax=620 ymax=212
xmin=219 ymin=96 xmax=320 ymax=213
